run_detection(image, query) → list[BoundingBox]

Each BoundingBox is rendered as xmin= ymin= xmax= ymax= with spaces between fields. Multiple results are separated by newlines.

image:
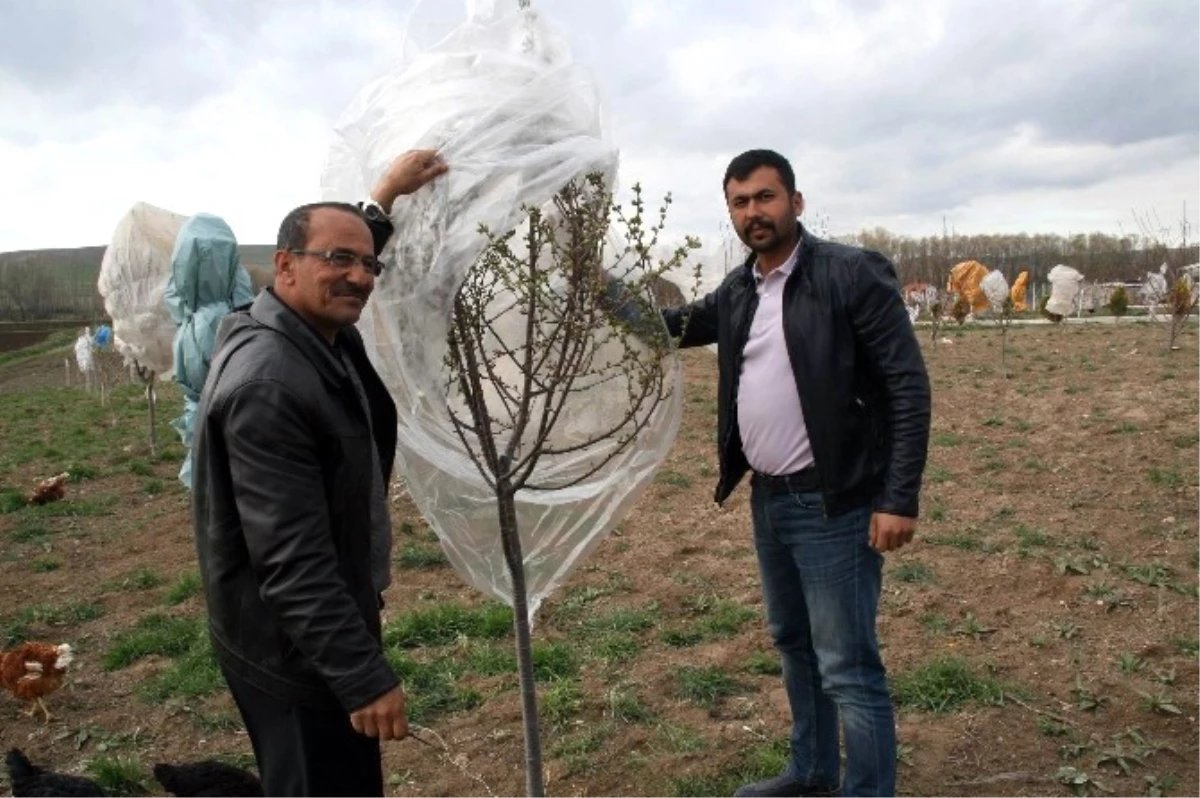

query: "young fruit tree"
xmin=445 ymin=174 xmax=697 ymax=795
xmin=1107 ymin=285 xmax=1129 ymax=322
xmin=1164 ymin=269 xmax=1198 ymax=351
xmin=980 ymin=270 xmax=1015 ymax=379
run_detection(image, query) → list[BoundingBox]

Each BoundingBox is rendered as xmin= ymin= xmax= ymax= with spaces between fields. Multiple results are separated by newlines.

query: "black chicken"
xmin=153 ymin=760 xmax=264 ymax=797
xmin=5 ymin=749 xmax=105 ymax=797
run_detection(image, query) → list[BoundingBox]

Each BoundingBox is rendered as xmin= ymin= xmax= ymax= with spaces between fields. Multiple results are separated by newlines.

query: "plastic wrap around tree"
xmin=320 ymin=2 xmax=678 ymax=618
xmin=73 ymin=328 xmax=94 ymax=375
xmin=1045 ymin=264 xmax=1084 ymax=317
xmin=165 ymin=214 xmax=254 ymax=488
xmin=98 ymin=203 xmax=187 ymax=375
xmin=1010 ymin=271 xmax=1029 ymax=312
xmin=947 ymin=260 xmax=990 ymax=312
xmin=980 ymin=270 xmax=1010 ymax=313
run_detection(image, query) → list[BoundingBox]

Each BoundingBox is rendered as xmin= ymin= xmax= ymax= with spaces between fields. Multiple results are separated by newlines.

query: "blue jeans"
xmin=750 ymin=485 xmax=896 ymax=797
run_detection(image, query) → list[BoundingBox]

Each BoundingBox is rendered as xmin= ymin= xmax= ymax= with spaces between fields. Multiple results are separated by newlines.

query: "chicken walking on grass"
xmin=1 ymin=642 xmax=73 ymax=722
xmin=5 ymin=748 xmax=105 ymax=797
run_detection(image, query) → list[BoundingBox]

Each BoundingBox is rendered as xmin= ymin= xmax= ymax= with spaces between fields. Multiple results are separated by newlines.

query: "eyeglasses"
xmin=289 ymin=249 xmax=384 ymax=277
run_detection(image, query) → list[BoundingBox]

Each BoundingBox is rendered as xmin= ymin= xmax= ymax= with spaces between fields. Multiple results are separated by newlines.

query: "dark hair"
xmin=276 ymin=202 xmax=366 ymax=250
xmin=722 ymin=149 xmax=796 ymax=196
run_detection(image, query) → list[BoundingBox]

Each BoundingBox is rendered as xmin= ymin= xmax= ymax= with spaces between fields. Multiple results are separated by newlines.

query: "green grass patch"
xmin=31 ymin=556 xmax=61 ymax=572
xmin=743 ymin=650 xmax=782 ymax=676
xmin=87 ymin=755 xmax=151 ymax=796
xmin=128 ymin=459 xmax=154 ymax=476
xmin=1172 ymin=434 xmax=1199 ymax=448
xmin=532 ymin=641 xmax=578 ymax=681
xmin=120 ymin=567 xmax=163 ymax=591
xmin=1014 ymin=524 xmax=1054 ymax=551
xmin=932 ymin=432 xmax=962 ymax=447
xmin=142 ymin=478 xmax=165 ymax=495
xmin=655 ymin=470 xmax=693 ymax=488
xmin=926 ymin=466 xmax=953 ymax=484
xmin=463 ymin=641 xmax=516 ymax=676
xmin=549 ymin=722 xmax=612 ymax=776
xmin=580 ymin=603 xmax=658 ymax=634
xmin=663 ymin=626 xmax=707 ymax=647
xmin=606 ymin=682 xmax=654 ymax=723
xmin=0 ymin=487 xmax=26 ymax=514
xmin=674 ymin=665 xmax=744 ymax=708
xmin=1146 ymin=468 xmax=1184 ymax=488
xmin=590 ymin=632 xmax=642 ymax=664
xmin=165 ymin=572 xmax=202 ymax=605
xmin=139 ymin=632 xmax=223 ymax=702
xmin=541 ymin=678 xmax=584 ymax=725
xmin=103 ymin=613 xmax=203 ymax=670
xmin=24 ymin=494 xmax=118 ymax=517
xmin=891 ymin=561 xmax=935 ymax=584
xmin=670 ymin=737 xmax=789 ymax=797
xmin=924 ymin=533 xmax=980 ymax=551
xmin=3 ymin=601 xmax=104 ymax=646
xmin=9 ymin=521 xmax=51 ymax=543
xmin=395 ymin=542 xmax=448 ymax=569
xmin=383 ymin=601 xmax=512 ymax=648
xmin=384 ymin=649 xmax=481 ymax=723
xmin=890 ymin=656 xmax=1007 ymax=713
xmin=1172 ymin=637 xmax=1198 ymax=658
xmin=67 ymin=463 xmax=98 ymax=481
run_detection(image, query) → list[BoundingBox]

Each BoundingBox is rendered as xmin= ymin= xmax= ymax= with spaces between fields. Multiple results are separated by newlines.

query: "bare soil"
xmin=1 ymin=321 xmax=1196 ymax=797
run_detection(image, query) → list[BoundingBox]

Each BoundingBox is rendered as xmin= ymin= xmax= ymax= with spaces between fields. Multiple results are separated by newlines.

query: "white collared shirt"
xmin=736 ymin=240 xmax=814 ymax=476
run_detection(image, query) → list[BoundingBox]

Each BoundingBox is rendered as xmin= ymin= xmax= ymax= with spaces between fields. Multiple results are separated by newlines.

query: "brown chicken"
xmin=29 ymin=472 xmax=69 ymax=506
xmin=1 ymin=642 xmax=73 ymax=722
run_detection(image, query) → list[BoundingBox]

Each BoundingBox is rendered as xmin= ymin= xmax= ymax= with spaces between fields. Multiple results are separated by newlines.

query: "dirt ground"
xmin=1 ymin=321 xmax=1197 ymax=797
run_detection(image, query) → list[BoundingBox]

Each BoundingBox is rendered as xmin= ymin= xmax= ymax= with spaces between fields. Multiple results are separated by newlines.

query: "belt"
xmin=751 ymin=466 xmax=821 ymax=494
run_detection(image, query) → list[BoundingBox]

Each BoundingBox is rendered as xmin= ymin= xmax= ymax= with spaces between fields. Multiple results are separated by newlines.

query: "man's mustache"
xmin=332 ymin=284 xmax=371 ymax=301
xmin=745 ymin=219 xmax=775 ymax=235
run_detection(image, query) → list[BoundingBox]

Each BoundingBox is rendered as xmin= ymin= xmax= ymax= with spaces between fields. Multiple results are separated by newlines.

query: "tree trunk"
xmin=1000 ymin=325 xmax=1008 ymax=379
xmin=146 ymin=372 xmax=158 ymax=457
xmin=496 ymin=467 xmax=545 ymax=797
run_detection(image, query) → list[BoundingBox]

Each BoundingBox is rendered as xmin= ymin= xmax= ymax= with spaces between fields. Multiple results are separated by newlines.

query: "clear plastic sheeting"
xmin=321 ymin=1 xmax=680 ymax=617
xmin=1046 ymin=264 xmax=1084 ymax=317
xmin=980 ymin=270 xmax=1009 ymax=313
xmin=98 ymin=203 xmax=187 ymax=376
xmin=74 ymin=328 xmax=94 ymax=376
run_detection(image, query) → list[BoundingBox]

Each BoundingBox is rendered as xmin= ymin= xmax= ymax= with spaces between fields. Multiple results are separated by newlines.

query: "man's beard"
xmin=741 ymin=220 xmax=784 ymax=253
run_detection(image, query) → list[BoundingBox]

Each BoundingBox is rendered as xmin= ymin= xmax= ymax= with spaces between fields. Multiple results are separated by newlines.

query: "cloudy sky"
xmin=0 ymin=0 xmax=1196 ymax=253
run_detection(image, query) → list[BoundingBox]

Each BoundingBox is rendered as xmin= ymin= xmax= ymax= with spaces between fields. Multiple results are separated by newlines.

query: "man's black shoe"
xmin=732 ymin=772 xmax=840 ymax=797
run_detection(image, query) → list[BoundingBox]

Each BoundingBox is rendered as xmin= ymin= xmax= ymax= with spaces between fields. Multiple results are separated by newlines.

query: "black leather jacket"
xmin=663 ymin=225 xmax=931 ymax=518
xmin=191 ymin=288 xmax=400 ymax=711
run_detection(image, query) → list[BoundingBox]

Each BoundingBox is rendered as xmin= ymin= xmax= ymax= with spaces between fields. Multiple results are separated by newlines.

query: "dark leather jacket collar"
xmin=249 ymin=288 xmax=350 ymax=389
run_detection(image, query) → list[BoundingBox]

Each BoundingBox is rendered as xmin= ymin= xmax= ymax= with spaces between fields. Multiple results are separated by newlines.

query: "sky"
xmin=0 ymin=0 xmax=1197 ymax=253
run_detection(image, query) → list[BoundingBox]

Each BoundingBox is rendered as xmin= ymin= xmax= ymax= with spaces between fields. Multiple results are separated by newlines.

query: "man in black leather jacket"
xmin=662 ymin=150 xmax=930 ymax=797
xmin=191 ymin=151 xmax=446 ymax=796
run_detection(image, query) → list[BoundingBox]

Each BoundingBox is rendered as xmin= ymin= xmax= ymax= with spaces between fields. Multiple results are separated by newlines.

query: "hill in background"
xmin=0 ymin=245 xmax=276 ymax=322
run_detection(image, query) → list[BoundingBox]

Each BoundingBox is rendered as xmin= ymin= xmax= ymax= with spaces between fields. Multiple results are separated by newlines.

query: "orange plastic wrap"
xmin=947 ymin=261 xmax=990 ymax=312
xmin=1010 ymin=271 xmax=1029 ymax=312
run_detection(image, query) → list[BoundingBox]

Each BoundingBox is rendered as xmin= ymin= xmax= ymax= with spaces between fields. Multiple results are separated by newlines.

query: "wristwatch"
xmin=361 ymin=200 xmax=389 ymax=223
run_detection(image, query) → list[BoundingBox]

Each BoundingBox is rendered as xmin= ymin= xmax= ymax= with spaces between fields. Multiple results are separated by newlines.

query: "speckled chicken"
xmin=5 ymin=748 xmax=104 ymax=796
xmin=1 ymin=642 xmax=73 ymax=722
xmin=153 ymin=760 xmax=264 ymax=797
xmin=28 ymin=473 xmax=69 ymax=506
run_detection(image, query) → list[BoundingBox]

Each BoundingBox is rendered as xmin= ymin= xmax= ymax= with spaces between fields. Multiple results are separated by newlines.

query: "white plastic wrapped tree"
xmin=98 ymin=202 xmax=186 ymax=454
xmin=321 ymin=3 xmax=694 ymax=793
xmin=1044 ymin=264 xmax=1084 ymax=324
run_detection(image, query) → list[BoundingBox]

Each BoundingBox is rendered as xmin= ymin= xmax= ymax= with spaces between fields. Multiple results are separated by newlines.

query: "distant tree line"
xmin=837 ymin=228 xmax=1199 ymax=286
xmin=0 ymin=259 xmax=106 ymax=322
xmin=0 ymin=244 xmax=274 ymax=323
